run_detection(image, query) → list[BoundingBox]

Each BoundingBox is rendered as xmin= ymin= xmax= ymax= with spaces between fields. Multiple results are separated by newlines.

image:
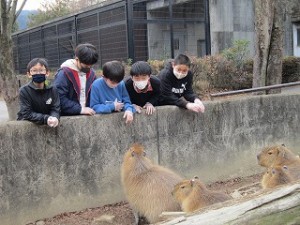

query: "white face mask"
xmin=173 ymin=69 xmax=188 ymax=79
xmin=134 ymin=80 xmax=148 ymax=90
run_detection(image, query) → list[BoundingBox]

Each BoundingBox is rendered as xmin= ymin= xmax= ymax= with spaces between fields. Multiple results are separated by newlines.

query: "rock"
xmin=36 ymin=221 xmax=45 ymax=225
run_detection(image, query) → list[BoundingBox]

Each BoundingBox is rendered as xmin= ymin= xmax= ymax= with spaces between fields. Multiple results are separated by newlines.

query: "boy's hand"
xmin=123 ymin=110 xmax=133 ymax=124
xmin=143 ymin=102 xmax=155 ymax=115
xmin=194 ymin=98 xmax=205 ymax=113
xmin=114 ymin=99 xmax=124 ymax=112
xmin=133 ymin=104 xmax=142 ymax=114
xmin=47 ymin=116 xmax=59 ymax=127
xmin=186 ymin=102 xmax=204 ymax=113
xmin=81 ymin=107 xmax=95 ymax=115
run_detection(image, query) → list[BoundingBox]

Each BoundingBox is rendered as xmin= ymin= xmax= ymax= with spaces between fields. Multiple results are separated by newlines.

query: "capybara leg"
xmin=133 ymin=210 xmax=139 ymax=225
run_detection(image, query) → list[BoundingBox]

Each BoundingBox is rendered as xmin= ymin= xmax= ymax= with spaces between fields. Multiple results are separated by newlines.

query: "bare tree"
xmin=0 ymin=0 xmax=27 ymax=120
xmin=72 ymin=0 xmax=109 ymax=12
xmin=27 ymin=0 xmax=70 ymax=28
xmin=253 ymin=0 xmax=297 ymax=94
xmin=253 ymin=0 xmax=300 ymax=94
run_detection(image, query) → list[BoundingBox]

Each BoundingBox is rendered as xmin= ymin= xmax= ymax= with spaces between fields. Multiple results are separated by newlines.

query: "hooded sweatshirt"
xmin=53 ymin=59 xmax=96 ymax=115
xmin=61 ymin=59 xmax=87 ymax=107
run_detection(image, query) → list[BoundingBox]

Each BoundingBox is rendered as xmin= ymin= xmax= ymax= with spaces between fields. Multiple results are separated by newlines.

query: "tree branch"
xmin=1 ymin=0 xmax=8 ymax=34
xmin=15 ymin=0 xmax=27 ymax=21
xmin=7 ymin=0 xmax=13 ymax=11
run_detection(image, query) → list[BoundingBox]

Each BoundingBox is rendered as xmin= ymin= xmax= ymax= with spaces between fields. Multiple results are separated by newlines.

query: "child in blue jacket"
xmin=90 ymin=61 xmax=135 ymax=124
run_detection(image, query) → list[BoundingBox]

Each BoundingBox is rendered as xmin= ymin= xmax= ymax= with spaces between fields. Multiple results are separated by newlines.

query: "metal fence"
xmin=12 ymin=0 xmax=209 ymax=73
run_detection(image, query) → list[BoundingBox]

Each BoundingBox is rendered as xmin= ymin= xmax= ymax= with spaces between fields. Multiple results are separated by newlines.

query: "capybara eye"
xmin=268 ymin=152 xmax=272 ymax=155
xmin=181 ymin=186 xmax=185 ymax=189
xmin=131 ymin=151 xmax=135 ymax=157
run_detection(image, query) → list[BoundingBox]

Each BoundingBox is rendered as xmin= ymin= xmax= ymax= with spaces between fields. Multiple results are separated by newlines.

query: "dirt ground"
xmin=26 ymin=173 xmax=262 ymax=225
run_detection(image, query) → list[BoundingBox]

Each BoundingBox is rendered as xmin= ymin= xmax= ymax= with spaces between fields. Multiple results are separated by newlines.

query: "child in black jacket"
xmin=125 ymin=61 xmax=160 ymax=115
xmin=158 ymin=54 xmax=205 ymax=113
xmin=17 ymin=58 xmax=60 ymax=127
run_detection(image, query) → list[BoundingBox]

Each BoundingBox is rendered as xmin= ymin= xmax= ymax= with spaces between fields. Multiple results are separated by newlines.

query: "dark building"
xmin=12 ymin=0 xmax=208 ymax=73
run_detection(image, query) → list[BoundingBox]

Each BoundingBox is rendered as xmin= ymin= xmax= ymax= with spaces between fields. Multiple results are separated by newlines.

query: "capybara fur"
xmin=261 ymin=165 xmax=294 ymax=189
xmin=257 ymin=144 xmax=300 ymax=179
xmin=121 ymin=143 xmax=183 ymax=224
xmin=172 ymin=177 xmax=232 ymax=213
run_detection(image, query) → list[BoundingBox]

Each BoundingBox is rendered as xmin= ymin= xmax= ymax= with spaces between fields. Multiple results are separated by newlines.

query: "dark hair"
xmin=102 ymin=61 xmax=124 ymax=83
xmin=174 ymin=54 xmax=191 ymax=67
xmin=27 ymin=58 xmax=49 ymax=72
xmin=130 ymin=61 xmax=152 ymax=77
xmin=75 ymin=43 xmax=99 ymax=65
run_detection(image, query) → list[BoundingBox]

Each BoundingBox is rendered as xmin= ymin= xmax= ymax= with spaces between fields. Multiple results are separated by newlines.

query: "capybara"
xmin=172 ymin=177 xmax=232 ymax=213
xmin=121 ymin=143 xmax=183 ymax=224
xmin=261 ymin=165 xmax=294 ymax=189
xmin=257 ymin=144 xmax=300 ymax=179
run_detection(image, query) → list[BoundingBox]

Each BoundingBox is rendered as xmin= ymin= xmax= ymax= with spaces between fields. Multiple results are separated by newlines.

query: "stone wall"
xmin=0 ymin=93 xmax=300 ymax=225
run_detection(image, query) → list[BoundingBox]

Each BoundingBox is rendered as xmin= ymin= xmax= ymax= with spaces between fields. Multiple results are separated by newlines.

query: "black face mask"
xmin=32 ymin=74 xmax=46 ymax=83
xmin=80 ymin=67 xmax=90 ymax=73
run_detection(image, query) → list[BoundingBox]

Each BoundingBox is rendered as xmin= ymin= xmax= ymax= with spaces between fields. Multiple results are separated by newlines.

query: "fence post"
xmin=169 ymin=0 xmax=174 ymax=58
xmin=205 ymin=0 xmax=211 ymax=55
xmin=126 ymin=0 xmax=135 ymax=62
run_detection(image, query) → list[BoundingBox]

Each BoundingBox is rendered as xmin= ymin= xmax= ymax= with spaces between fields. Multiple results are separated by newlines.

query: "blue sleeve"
xmin=90 ymin=82 xmax=115 ymax=114
xmin=53 ymin=70 xmax=81 ymax=115
xmin=121 ymin=82 xmax=135 ymax=113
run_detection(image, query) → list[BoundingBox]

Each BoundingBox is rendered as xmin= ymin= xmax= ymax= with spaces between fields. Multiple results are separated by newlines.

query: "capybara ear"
xmin=190 ymin=179 xmax=195 ymax=187
xmin=283 ymin=165 xmax=288 ymax=170
xmin=193 ymin=176 xmax=199 ymax=180
xmin=143 ymin=151 xmax=146 ymax=157
xmin=281 ymin=143 xmax=286 ymax=147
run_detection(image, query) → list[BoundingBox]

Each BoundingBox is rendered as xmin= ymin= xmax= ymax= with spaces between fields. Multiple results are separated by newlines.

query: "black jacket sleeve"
xmin=159 ymin=69 xmax=189 ymax=108
xmin=18 ymin=88 xmax=48 ymax=125
xmin=183 ymin=72 xmax=198 ymax=102
xmin=147 ymin=76 xmax=161 ymax=106
xmin=49 ymin=86 xmax=61 ymax=119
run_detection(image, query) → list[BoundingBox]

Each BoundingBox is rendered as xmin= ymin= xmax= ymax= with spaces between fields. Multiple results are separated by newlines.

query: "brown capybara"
xmin=261 ymin=165 xmax=294 ymax=189
xmin=257 ymin=144 xmax=300 ymax=179
xmin=172 ymin=177 xmax=232 ymax=213
xmin=121 ymin=143 xmax=183 ymax=224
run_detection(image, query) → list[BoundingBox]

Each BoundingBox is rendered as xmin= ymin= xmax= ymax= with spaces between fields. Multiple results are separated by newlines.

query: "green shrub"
xmin=222 ymin=39 xmax=250 ymax=71
xmin=282 ymin=56 xmax=300 ymax=83
xmin=190 ymin=55 xmax=253 ymax=95
xmin=148 ymin=59 xmax=165 ymax=75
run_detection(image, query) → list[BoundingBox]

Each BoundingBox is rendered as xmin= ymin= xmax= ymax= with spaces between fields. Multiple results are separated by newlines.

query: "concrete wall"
xmin=1 ymin=94 xmax=300 ymax=225
xmin=210 ymin=0 xmax=255 ymax=56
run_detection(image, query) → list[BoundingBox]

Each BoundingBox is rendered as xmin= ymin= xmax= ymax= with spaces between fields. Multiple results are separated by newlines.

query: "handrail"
xmin=210 ymin=81 xmax=300 ymax=98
